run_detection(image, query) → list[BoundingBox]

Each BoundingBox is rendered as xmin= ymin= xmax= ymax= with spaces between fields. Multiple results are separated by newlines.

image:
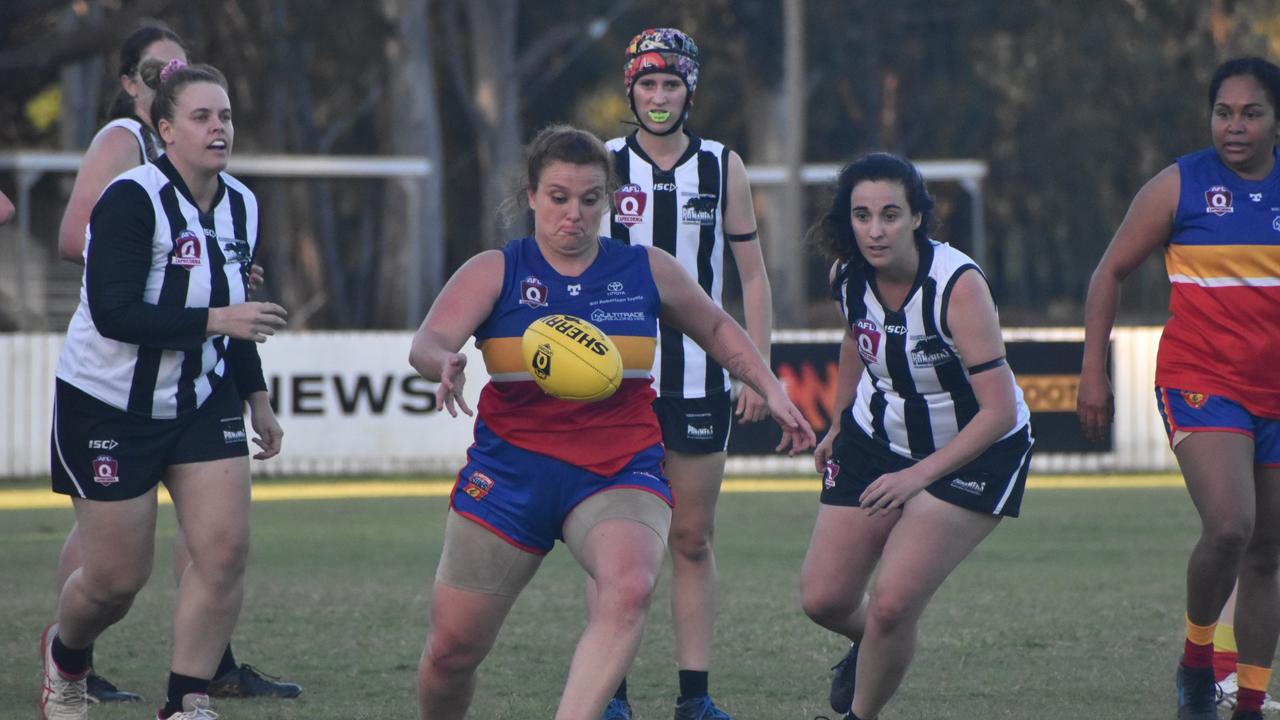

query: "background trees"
xmin=2 ymin=0 xmax=1279 ymax=329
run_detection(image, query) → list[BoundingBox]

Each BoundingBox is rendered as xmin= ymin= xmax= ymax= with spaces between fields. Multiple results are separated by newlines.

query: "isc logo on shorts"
xmin=92 ymin=455 xmax=119 ymax=486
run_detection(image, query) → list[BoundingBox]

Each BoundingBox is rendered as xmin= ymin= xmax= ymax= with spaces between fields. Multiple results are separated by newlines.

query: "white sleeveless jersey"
xmin=71 ymin=119 xmax=159 ymax=263
xmin=601 ymin=133 xmax=730 ymax=398
xmin=92 ymin=117 xmax=156 ymax=164
xmin=837 ymin=241 xmax=1030 ymax=459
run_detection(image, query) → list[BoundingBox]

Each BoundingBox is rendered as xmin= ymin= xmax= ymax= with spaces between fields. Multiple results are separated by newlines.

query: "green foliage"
xmin=1 ymin=478 xmax=1274 ymax=718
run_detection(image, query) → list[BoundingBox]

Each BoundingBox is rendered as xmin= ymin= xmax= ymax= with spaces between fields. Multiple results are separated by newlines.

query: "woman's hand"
xmin=247 ymin=263 xmax=266 ymax=293
xmin=814 ymin=424 xmax=839 ymax=473
xmin=436 ymin=353 xmax=472 ymax=417
xmin=858 ymin=467 xmax=930 ymax=516
xmin=735 ymin=385 xmax=769 ymax=423
xmin=208 ymin=302 xmax=288 ymax=342
xmin=765 ymin=386 xmax=816 ymax=455
xmin=247 ymin=392 xmax=283 ymax=460
xmin=1076 ymin=368 xmax=1114 ymax=444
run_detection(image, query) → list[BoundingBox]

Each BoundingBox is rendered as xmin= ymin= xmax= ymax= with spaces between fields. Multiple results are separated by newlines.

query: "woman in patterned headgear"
xmin=594 ymin=27 xmax=775 ymax=720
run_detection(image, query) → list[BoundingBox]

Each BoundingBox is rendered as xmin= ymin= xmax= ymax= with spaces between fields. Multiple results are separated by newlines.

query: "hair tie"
xmin=160 ymin=58 xmax=187 ymax=83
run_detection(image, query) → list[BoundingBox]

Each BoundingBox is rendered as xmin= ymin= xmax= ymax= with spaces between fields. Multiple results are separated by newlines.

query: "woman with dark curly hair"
xmin=802 ymin=152 xmax=1033 ymax=720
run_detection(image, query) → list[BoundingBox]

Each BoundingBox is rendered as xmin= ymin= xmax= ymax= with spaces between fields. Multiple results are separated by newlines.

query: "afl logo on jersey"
xmin=172 ymin=230 xmax=202 ymax=268
xmin=853 ymin=318 xmax=881 ymax=364
xmin=519 ymin=276 xmax=549 ymax=308
xmin=614 ymin=184 xmax=647 ymax=227
xmin=1205 ymin=186 xmax=1234 ymax=216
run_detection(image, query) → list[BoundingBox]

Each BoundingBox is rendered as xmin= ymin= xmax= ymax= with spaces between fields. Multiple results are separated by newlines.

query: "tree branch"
xmin=0 ymin=0 xmax=178 ymax=73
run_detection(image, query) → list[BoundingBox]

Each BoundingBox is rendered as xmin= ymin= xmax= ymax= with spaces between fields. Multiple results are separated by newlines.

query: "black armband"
xmin=967 ymin=357 xmax=1007 ymax=375
xmin=726 ymin=230 xmax=758 ymax=242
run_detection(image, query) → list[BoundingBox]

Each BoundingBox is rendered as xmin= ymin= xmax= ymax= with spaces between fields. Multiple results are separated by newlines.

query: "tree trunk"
xmin=776 ymin=0 xmax=806 ymax=328
xmin=465 ymin=0 xmax=523 ymax=248
xmin=381 ymin=0 xmax=446 ymax=326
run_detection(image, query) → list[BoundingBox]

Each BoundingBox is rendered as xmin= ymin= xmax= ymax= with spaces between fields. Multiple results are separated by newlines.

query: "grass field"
xmin=0 ymin=476 xmax=1267 ymax=719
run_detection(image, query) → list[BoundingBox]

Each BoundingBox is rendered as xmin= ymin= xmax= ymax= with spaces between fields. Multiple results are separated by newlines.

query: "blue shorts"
xmin=1156 ymin=387 xmax=1280 ymax=466
xmin=451 ymin=419 xmax=673 ymax=554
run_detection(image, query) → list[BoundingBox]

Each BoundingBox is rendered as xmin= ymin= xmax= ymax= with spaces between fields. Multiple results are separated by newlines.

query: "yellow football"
xmin=521 ymin=314 xmax=623 ymax=402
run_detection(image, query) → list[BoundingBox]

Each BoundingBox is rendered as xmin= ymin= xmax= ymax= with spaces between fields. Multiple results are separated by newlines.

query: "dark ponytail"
xmin=106 ymin=23 xmax=186 ymax=121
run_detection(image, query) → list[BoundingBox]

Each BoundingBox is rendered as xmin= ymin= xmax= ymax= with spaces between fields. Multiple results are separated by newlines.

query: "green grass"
xmin=0 ymin=479 xmax=1265 ymax=718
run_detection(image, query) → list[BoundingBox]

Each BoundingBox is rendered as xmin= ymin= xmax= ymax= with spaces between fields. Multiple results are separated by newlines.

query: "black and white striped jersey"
xmin=602 ymin=132 xmax=731 ymax=399
xmin=838 ymin=241 xmax=1029 ymax=459
xmin=56 ymin=154 xmax=264 ymax=419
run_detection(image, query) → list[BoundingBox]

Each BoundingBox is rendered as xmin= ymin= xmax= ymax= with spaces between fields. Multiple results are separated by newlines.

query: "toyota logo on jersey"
xmin=172 ymin=230 xmax=203 ymax=268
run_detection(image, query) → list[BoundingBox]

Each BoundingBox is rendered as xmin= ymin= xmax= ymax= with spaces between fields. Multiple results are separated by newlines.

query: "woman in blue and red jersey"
xmin=1078 ymin=57 xmax=1280 ymax=720
xmin=408 ymin=124 xmax=814 ymax=720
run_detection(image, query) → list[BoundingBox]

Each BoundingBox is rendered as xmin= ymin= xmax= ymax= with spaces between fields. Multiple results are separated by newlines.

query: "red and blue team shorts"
xmin=1155 ymin=386 xmax=1280 ymax=467
xmin=450 ymin=418 xmax=673 ymax=554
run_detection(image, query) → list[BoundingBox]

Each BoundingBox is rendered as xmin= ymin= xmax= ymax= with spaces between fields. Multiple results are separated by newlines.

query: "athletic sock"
xmin=51 ymin=634 xmax=92 ymax=677
xmin=161 ymin=672 xmax=209 ymax=718
xmin=677 ymin=669 xmax=708 ymax=702
xmin=1236 ymin=664 xmax=1272 ymax=714
xmin=1183 ymin=615 xmax=1215 ymax=668
xmin=612 ymin=678 xmax=628 ymax=701
xmin=1213 ymin=621 xmax=1238 ymax=681
xmin=214 ymin=644 xmax=237 ymax=678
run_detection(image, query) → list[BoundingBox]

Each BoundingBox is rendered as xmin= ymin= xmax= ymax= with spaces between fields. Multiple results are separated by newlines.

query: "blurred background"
xmin=3 ymin=0 xmax=1280 ymax=334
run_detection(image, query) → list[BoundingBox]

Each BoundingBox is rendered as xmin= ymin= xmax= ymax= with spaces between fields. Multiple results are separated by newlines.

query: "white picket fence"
xmin=0 ymin=328 xmax=1174 ymax=479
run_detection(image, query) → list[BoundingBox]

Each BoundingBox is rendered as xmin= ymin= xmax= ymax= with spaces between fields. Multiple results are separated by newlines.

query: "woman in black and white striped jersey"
xmin=40 ymin=62 xmax=287 ymax=720
xmin=51 ymin=25 xmax=294 ymax=705
xmin=800 ymin=153 xmax=1033 ymax=720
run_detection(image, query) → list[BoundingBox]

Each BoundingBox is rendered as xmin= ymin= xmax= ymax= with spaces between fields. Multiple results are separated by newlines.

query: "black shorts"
xmin=50 ymin=378 xmax=249 ymax=501
xmin=653 ymin=391 xmax=732 ymax=454
xmin=820 ymin=413 xmax=1034 ymax=517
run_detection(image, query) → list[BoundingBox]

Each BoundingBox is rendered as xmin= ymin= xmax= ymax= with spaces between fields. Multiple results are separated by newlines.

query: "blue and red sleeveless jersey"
xmin=474 ymin=236 xmax=662 ymax=475
xmin=1158 ymin=147 xmax=1280 ymax=418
